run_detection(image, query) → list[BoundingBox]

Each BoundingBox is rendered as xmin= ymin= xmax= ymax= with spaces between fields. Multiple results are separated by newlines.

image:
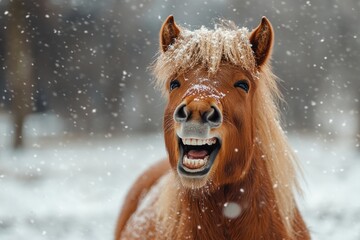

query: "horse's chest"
xmin=120 ymin=176 xmax=168 ymax=239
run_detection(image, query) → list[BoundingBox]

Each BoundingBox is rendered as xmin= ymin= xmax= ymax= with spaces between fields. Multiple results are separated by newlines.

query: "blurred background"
xmin=0 ymin=0 xmax=359 ymax=239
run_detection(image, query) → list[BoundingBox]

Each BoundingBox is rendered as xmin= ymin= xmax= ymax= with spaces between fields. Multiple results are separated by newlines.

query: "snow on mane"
xmin=151 ymin=21 xmax=256 ymax=92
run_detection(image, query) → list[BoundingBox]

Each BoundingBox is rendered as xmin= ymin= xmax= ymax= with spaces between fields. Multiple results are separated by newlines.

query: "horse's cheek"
xmin=164 ymin=126 xmax=178 ymax=166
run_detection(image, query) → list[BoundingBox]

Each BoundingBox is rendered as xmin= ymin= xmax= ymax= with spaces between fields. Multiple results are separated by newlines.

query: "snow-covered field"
xmin=0 ymin=114 xmax=359 ymax=239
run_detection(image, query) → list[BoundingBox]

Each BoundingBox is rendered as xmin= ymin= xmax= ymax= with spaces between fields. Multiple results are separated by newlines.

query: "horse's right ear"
xmin=160 ymin=15 xmax=180 ymax=52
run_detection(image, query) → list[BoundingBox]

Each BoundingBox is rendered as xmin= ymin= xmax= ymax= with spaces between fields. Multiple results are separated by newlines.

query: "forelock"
xmin=151 ymin=20 xmax=256 ymax=93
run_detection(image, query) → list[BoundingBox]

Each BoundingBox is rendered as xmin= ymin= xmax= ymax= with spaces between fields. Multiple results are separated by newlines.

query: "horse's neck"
xmin=160 ymin=158 xmax=286 ymax=240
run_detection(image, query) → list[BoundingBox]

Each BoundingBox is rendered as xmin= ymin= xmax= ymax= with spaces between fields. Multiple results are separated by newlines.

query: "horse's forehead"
xmin=183 ymin=66 xmax=248 ymax=83
xmin=184 ymin=76 xmax=217 ymax=84
xmin=184 ymin=83 xmax=226 ymax=102
xmin=180 ymin=71 xmax=229 ymax=102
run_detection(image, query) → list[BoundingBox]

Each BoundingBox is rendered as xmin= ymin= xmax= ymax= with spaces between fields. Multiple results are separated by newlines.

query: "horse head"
xmin=155 ymin=16 xmax=274 ymax=190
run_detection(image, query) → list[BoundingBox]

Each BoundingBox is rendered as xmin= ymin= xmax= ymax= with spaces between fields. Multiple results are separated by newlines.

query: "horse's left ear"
xmin=249 ymin=17 xmax=274 ymax=67
xmin=160 ymin=15 xmax=181 ymax=52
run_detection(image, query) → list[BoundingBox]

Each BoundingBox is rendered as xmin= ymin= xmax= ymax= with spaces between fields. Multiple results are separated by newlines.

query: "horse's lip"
xmin=177 ymin=136 xmax=221 ymax=178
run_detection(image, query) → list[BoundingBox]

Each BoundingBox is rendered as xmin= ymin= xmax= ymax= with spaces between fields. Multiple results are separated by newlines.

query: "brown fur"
xmin=115 ymin=159 xmax=170 ymax=240
xmin=115 ymin=16 xmax=310 ymax=239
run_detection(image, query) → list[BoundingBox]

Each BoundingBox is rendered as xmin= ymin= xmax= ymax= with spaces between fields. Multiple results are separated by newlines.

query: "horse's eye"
xmin=234 ymin=80 xmax=249 ymax=93
xmin=170 ymin=79 xmax=181 ymax=91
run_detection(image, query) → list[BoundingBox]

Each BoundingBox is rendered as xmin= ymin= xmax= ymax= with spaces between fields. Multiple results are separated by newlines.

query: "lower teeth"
xmin=183 ymin=155 xmax=208 ymax=169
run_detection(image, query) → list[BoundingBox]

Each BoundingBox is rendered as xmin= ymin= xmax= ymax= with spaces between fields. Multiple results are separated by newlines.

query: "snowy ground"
xmin=0 ymin=114 xmax=359 ymax=239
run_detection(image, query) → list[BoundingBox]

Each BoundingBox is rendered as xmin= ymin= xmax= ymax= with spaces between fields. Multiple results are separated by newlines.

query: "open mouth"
xmin=177 ymin=137 xmax=221 ymax=177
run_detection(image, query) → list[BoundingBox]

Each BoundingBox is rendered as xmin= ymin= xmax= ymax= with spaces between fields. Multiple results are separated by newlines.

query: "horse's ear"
xmin=160 ymin=15 xmax=180 ymax=52
xmin=249 ymin=17 xmax=274 ymax=66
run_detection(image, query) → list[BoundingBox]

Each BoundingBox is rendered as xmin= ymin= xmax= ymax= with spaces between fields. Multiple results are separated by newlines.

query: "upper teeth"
xmin=181 ymin=138 xmax=216 ymax=146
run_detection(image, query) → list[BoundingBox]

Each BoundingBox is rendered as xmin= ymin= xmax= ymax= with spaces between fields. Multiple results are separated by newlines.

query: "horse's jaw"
xmin=175 ymin=134 xmax=221 ymax=189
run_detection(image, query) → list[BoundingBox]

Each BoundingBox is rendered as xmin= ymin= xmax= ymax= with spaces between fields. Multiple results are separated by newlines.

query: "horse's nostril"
xmin=204 ymin=106 xmax=222 ymax=127
xmin=174 ymin=104 xmax=188 ymax=123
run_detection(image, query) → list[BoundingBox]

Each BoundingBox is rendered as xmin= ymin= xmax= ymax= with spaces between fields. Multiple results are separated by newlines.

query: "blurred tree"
xmin=5 ymin=0 xmax=34 ymax=148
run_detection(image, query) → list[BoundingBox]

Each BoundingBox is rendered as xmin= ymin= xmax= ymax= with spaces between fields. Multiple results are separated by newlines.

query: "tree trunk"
xmin=357 ymin=91 xmax=360 ymax=151
xmin=5 ymin=0 xmax=34 ymax=149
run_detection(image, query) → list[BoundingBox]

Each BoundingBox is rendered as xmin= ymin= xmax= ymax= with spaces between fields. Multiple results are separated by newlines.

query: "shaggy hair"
xmin=152 ymin=21 xmax=256 ymax=92
xmin=151 ymin=21 xmax=302 ymax=237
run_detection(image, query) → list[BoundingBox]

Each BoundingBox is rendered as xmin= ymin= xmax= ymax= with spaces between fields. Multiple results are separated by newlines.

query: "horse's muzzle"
xmin=173 ymin=101 xmax=222 ymax=178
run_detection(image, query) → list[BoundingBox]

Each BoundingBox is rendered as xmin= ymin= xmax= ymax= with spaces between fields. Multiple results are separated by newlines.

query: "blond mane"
xmin=151 ymin=21 xmax=302 ymax=236
xmin=253 ymin=65 xmax=302 ymax=235
xmin=152 ymin=21 xmax=256 ymax=92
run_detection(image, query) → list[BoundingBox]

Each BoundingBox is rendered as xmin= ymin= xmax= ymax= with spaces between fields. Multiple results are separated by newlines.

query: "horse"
xmin=115 ymin=15 xmax=310 ymax=240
